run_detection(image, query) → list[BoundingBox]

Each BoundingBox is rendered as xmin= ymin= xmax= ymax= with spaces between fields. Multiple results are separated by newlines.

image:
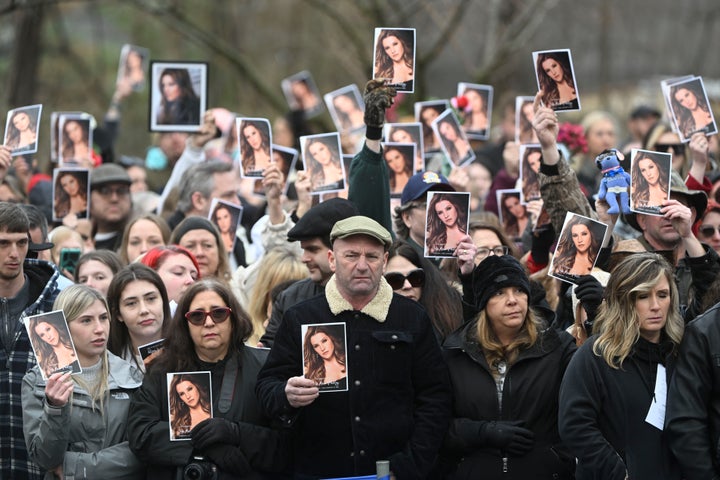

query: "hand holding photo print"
xmin=24 ymin=310 xmax=82 ymax=381
xmin=630 ymin=149 xmax=671 ymax=215
xmin=533 ymin=49 xmax=580 ymax=112
xmin=666 ymin=76 xmax=717 ymax=141
xmin=302 ymin=323 xmax=348 ymax=392
xmin=167 ymin=371 xmax=213 ymax=441
xmin=237 ymin=117 xmax=272 ymax=178
xmin=424 ymin=191 xmax=471 ymax=258
xmin=549 ymin=212 xmax=608 ymax=285
xmin=300 ymin=133 xmax=346 ymax=194
xmin=4 ymin=104 xmax=41 ymax=156
xmin=116 ymin=44 xmax=149 ymax=92
xmin=373 ymin=28 xmax=416 ymax=93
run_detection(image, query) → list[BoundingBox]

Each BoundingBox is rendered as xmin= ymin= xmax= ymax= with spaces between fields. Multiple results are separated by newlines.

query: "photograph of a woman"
xmin=116 ymin=44 xmax=149 ymax=92
xmin=25 ymin=310 xmax=81 ymax=380
xmin=630 ymin=149 xmax=671 ymax=214
xmin=52 ymin=168 xmax=89 ymax=222
xmin=301 ymin=133 xmax=346 ymax=194
xmin=382 ymin=143 xmax=414 ymax=197
xmin=534 ymin=49 xmax=580 ymax=111
xmin=151 ymin=62 xmax=206 ymax=131
xmin=325 ymin=85 xmax=365 ymax=133
xmin=520 ymin=144 xmax=542 ymax=202
xmin=167 ymin=371 xmax=212 ymax=440
xmin=668 ymin=77 xmax=717 ymax=141
xmin=238 ymin=117 xmax=272 ymax=177
xmin=59 ymin=116 xmax=93 ymax=167
xmin=415 ymin=100 xmax=449 ymax=153
xmin=432 ymin=109 xmax=476 ymax=167
xmin=497 ymin=189 xmax=529 ymax=242
xmin=373 ymin=28 xmax=416 ymax=93
xmin=302 ymin=323 xmax=348 ymax=392
xmin=385 ymin=123 xmax=425 ymax=172
xmin=515 ymin=96 xmax=539 ymax=144
xmin=550 ymin=213 xmax=607 ymax=284
xmin=281 ymin=71 xmax=324 ymax=118
xmin=425 ymin=191 xmax=470 ymax=257
xmin=209 ymin=199 xmax=242 ymax=254
xmin=4 ymin=104 xmax=41 ymax=156
xmin=458 ymin=83 xmax=493 ymax=140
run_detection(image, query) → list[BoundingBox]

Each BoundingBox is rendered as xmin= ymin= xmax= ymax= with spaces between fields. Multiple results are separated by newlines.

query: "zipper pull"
xmin=503 ymin=456 xmax=508 ymax=473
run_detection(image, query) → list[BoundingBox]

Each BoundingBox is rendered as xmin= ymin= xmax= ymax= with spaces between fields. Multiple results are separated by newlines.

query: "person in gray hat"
xmin=90 ymin=163 xmax=133 ymax=251
xmin=257 ymin=215 xmax=451 ymax=479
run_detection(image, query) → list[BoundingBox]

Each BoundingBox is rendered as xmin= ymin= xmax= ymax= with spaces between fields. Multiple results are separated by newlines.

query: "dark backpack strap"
xmin=217 ymin=353 xmax=239 ymax=414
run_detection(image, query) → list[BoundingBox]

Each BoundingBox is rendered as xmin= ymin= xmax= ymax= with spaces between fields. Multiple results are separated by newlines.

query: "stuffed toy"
xmin=596 ymin=149 xmax=631 ymax=214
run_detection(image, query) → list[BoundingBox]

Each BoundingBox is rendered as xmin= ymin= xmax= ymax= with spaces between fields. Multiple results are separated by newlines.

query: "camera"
xmin=183 ymin=456 xmax=218 ymax=480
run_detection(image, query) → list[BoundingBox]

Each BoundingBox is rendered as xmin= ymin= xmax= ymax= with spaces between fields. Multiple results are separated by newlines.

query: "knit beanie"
xmin=471 ymin=255 xmax=531 ymax=312
xmin=170 ymin=216 xmax=220 ymax=245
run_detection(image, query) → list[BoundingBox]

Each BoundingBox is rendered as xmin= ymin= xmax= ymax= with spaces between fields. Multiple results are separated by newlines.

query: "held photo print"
xmin=519 ymin=144 xmax=543 ymax=203
xmin=660 ymin=75 xmax=695 ymax=135
xmin=457 ymin=83 xmax=493 ymax=140
xmin=301 ymin=322 xmax=348 ymax=392
xmin=381 ymin=142 xmax=416 ymax=197
xmin=167 ymin=371 xmax=213 ymax=441
xmin=324 ymin=84 xmax=366 ymax=134
xmin=150 ymin=61 xmax=207 ymax=132
xmin=383 ymin=122 xmax=424 ymax=172
xmin=252 ymin=145 xmax=300 ymax=198
xmin=424 ymin=191 xmax=471 ymax=258
xmin=237 ymin=117 xmax=273 ymax=178
xmin=372 ymin=27 xmax=416 ymax=93
xmin=548 ymin=212 xmax=608 ymax=285
xmin=52 ymin=168 xmax=90 ymax=222
xmin=58 ymin=114 xmax=94 ymax=167
xmin=50 ymin=111 xmax=85 ymax=163
xmin=281 ymin=70 xmax=324 ymax=118
xmin=138 ymin=338 xmax=164 ymax=365
xmin=665 ymin=76 xmax=717 ymax=142
xmin=300 ymin=133 xmax=346 ymax=195
xmin=496 ymin=189 xmax=527 ymax=241
xmin=208 ymin=198 xmax=243 ymax=255
xmin=24 ymin=310 xmax=82 ymax=381
xmin=4 ymin=104 xmax=42 ymax=157
xmin=515 ymin=96 xmax=539 ymax=144
xmin=431 ymin=109 xmax=476 ymax=168
xmin=414 ymin=100 xmax=451 ymax=154
xmin=630 ymin=149 xmax=672 ymax=215
xmin=318 ymin=154 xmax=354 ymax=202
xmin=532 ymin=49 xmax=581 ymax=112
xmin=116 ymin=44 xmax=150 ymax=92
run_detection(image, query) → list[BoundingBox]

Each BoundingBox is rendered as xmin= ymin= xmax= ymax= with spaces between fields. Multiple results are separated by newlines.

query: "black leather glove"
xmin=363 ymin=79 xmax=397 ymax=139
xmin=575 ymin=275 xmax=604 ymax=331
xmin=479 ymin=420 xmax=535 ymax=456
xmin=530 ymin=223 xmax=555 ymax=266
xmin=202 ymin=443 xmax=251 ymax=476
xmin=190 ymin=418 xmax=241 ymax=450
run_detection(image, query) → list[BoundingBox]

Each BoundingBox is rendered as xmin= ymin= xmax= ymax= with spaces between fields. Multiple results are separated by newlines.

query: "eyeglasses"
xmin=384 ymin=269 xmax=425 ymax=290
xmin=655 ymin=143 xmax=685 ymax=155
xmin=475 ymin=246 xmax=509 ymax=259
xmin=184 ymin=307 xmax=232 ymax=326
xmin=96 ymin=185 xmax=130 ymax=197
xmin=699 ymin=225 xmax=720 ymax=237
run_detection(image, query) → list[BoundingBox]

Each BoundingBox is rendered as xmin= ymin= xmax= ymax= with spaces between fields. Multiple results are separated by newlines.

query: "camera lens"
xmin=183 ymin=464 xmax=203 ymax=480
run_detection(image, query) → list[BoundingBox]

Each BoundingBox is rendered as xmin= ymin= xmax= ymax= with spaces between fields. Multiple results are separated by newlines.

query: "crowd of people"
xmin=1 ymin=41 xmax=720 ymax=480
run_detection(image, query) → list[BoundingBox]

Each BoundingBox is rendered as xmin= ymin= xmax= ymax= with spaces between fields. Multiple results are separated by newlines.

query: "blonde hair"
xmin=53 ymin=284 xmax=110 ymax=412
xmin=474 ymin=306 xmax=542 ymax=367
xmin=49 ymin=226 xmax=83 ymax=265
xmin=592 ymin=253 xmax=683 ymax=369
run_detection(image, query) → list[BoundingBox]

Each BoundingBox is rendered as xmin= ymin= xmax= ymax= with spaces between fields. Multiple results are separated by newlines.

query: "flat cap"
xmin=330 ymin=215 xmax=392 ymax=248
xmin=287 ymin=198 xmax=358 ymax=242
xmin=91 ymin=163 xmax=131 ymax=189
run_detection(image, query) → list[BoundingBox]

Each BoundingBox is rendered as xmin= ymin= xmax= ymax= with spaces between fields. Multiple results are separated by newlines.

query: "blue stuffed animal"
xmin=596 ymin=149 xmax=631 ymax=214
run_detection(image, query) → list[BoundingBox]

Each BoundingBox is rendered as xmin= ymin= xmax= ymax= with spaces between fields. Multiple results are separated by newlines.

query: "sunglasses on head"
xmin=654 ymin=143 xmax=685 ymax=155
xmin=184 ymin=307 xmax=232 ymax=326
xmin=384 ymin=269 xmax=425 ymax=290
xmin=699 ymin=225 xmax=720 ymax=237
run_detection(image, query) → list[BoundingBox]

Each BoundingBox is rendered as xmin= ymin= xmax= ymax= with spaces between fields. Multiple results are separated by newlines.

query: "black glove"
xmin=575 ymin=275 xmax=604 ymax=331
xmin=363 ymin=79 xmax=397 ymax=139
xmin=530 ymin=223 xmax=555 ymax=266
xmin=190 ymin=418 xmax=241 ymax=450
xmin=479 ymin=420 xmax=535 ymax=456
xmin=202 ymin=443 xmax=251 ymax=476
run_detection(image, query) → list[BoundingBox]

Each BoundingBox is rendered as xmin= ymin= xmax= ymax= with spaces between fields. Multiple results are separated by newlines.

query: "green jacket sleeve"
xmin=348 ymin=143 xmax=393 ymax=234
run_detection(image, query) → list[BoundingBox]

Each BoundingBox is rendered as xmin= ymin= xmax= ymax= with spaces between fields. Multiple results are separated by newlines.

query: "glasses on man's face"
xmin=384 ymin=269 xmax=425 ymax=290
xmin=475 ymin=246 xmax=509 ymax=259
xmin=184 ymin=307 xmax=232 ymax=326
xmin=699 ymin=225 xmax=720 ymax=237
xmin=97 ymin=185 xmax=130 ymax=198
xmin=654 ymin=143 xmax=685 ymax=155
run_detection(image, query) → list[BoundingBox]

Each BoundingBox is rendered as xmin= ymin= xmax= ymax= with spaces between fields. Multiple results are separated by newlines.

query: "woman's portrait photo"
xmin=252 ymin=145 xmax=299 ymax=197
xmin=237 ymin=117 xmax=272 ymax=177
xmin=533 ymin=49 xmax=581 ymax=111
xmin=381 ymin=142 xmax=415 ymax=197
xmin=667 ymin=76 xmax=717 ymax=141
xmin=415 ymin=100 xmax=450 ymax=153
xmin=4 ymin=104 xmax=41 ymax=156
xmin=373 ymin=27 xmax=416 ymax=93
xmin=630 ymin=149 xmax=672 ymax=214
xmin=58 ymin=115 xmax=93 ymax=167
xmin=384 ymin=122 xmax=424 ymax=172
xmin=318 ymin=154 xmax=353 ymax=202
xmin=302 ymin=323 xmax=348 ymax=392
xmin=519 ymin=144 xmax=542 ymax=202
xmin=209 ymin=198 xmax=242 ymax=254
xmin=515 ymin=96 xmax=539 ymax=144
xmin=549 ymin=212 xmax=607 ymax=284
xmin=116 ymin=44 xmax=149 ymax=92
xmin=300 ymin=133 xmax=346 ymax=194
xmin=324 ymin=84 xmax=365 ymax=133
xmin=24 ymin=310 xmax=81 ymax=380
xmin=150 ymin=61 xmax=206 ymax=132
xmin=457 ymin=83 xmax=493 ymax=140
xmin=167 ymin=371 xmax=212 ymax=441
xmin=496 ymin=189 xmax=529 ymax=242
xmin=281 ymin=71 xmax=324 ymax=118
xmin=52 ymin=168 xmax=90 ymax=222
xmin=431 ymin=109 xmax=476 ymax=167
xmin=424 ymin=191 xmax=471 ymax=258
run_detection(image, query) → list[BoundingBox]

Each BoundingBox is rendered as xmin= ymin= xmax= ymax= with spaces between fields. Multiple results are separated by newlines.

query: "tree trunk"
xmin=7 ymin=5 xmax=44 ymax=107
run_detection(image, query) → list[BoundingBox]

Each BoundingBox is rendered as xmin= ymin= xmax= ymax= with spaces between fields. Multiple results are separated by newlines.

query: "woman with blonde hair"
xmin=559 ymin=252 xmax=683 ymax=479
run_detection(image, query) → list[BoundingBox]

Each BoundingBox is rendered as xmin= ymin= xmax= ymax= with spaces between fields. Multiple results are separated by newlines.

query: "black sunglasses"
xmin=699 ymin=225 xmax=720 ymax=237
xmin=654 ymin=143 xmax=685 ymax=155
xmin=184 ymin=307 xmax=232 ymax=326
xmin=384 ymin=269 xmax=425 ymax=290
